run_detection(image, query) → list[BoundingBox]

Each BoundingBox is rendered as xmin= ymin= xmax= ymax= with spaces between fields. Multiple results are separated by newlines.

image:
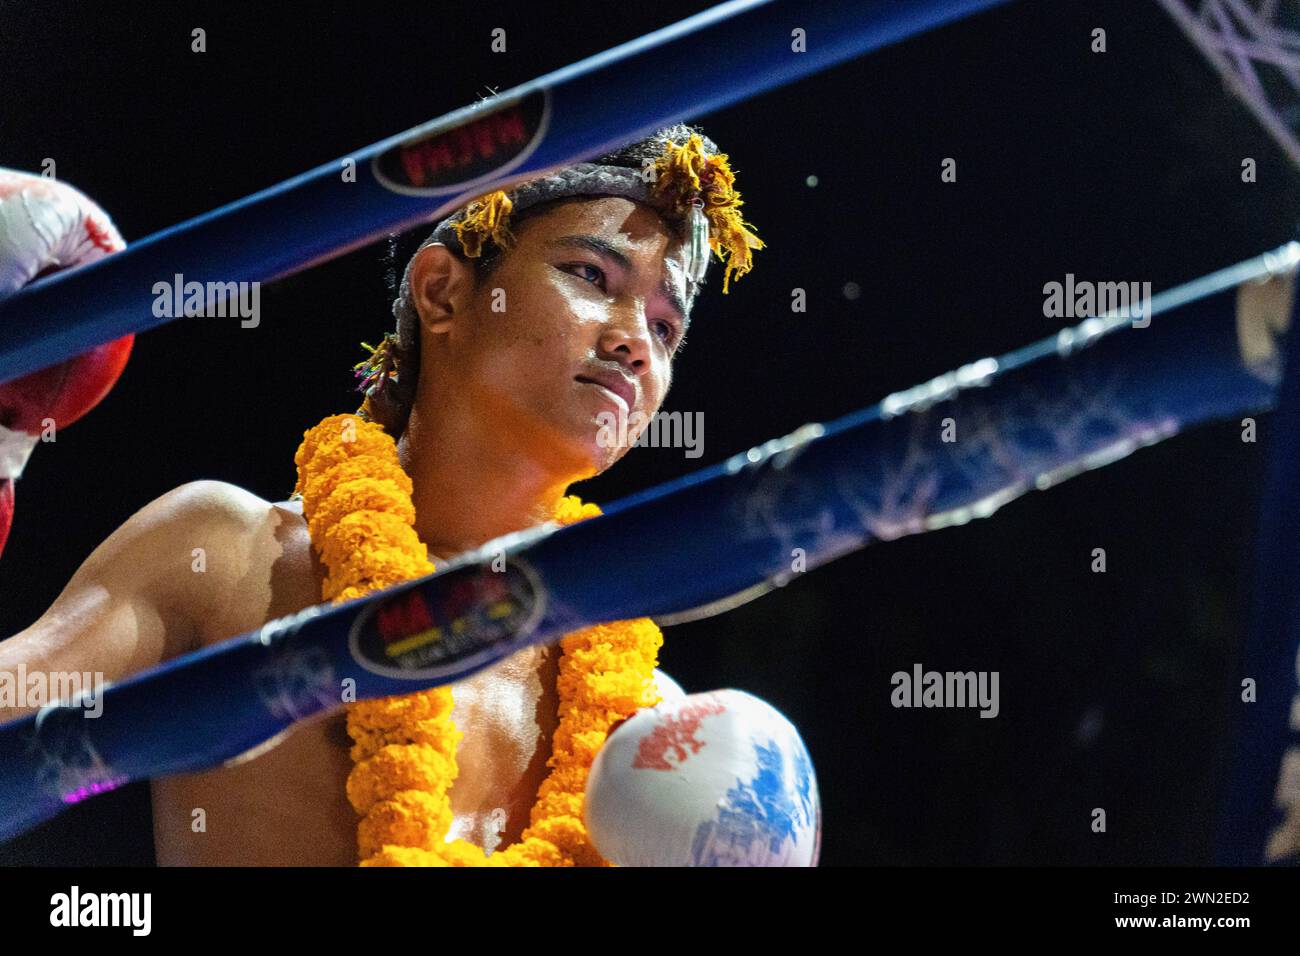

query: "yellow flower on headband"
xmin=652 ymin=133 xmax=765 ymax=293
xmin=451 ymin=191 xmax=515 ymax=258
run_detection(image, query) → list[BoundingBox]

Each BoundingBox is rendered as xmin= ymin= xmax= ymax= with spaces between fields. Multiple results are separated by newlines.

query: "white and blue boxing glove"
xmin=584 ymin=687 xmax=821 ymax=866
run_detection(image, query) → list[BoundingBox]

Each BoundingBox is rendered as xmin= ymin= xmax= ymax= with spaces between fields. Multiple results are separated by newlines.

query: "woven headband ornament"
xmin=451 ymin=133 xmax=764 ymax=293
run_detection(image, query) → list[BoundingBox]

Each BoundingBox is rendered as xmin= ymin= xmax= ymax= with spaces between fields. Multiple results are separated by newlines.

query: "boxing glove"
xmin=584 ymin=688 xmax=821 ymax=866
xmin=0 ymin=169 xmax=133 ymax=557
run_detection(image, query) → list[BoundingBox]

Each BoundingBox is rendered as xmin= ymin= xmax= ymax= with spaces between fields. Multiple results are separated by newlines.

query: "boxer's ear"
xmin=408 ymin=243 xmax=474 ymax=338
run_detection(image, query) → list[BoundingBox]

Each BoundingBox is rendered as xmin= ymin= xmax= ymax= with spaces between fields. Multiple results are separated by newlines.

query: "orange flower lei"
xmin=294 ymin=413 xmax=664 ymax=866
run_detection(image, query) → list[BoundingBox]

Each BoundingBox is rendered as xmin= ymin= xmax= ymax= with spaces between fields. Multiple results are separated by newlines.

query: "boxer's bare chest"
xmin=149 ymin=505 xmax=558 ymax=866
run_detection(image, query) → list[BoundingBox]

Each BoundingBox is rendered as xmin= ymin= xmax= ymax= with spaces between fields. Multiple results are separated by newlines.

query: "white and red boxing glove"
xmin=584 ymin=688 xmax=821 ymax=867
xmin=0 ymin=169 xmax=133 ymax=558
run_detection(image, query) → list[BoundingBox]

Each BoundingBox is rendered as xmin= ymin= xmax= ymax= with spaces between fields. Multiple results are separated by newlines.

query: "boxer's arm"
xmin=0 ymin=480 xmax=282 ymax=722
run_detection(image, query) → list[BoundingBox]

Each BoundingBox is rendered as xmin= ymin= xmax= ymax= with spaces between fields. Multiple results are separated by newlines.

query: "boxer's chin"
xmin=591 ymin=410 xmax=651 ymax=468
xmin=545 ymin=407 xmax=630 ymax=477
xmin=571 ymin=426 xmax=627 ymax=478
xmin=590 ymin=419 xmax=641 ymax=475
xmin=523 ymin=413 xmax=621 ymax=484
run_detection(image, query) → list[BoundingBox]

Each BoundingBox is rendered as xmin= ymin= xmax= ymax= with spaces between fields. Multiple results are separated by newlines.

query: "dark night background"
xmin=1 ymin=0 xmax=1296 ymax=866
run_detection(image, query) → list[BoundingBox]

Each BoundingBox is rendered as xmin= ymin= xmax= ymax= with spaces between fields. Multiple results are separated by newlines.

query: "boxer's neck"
xmin=396 ymin=406 xmax=583 ymax=564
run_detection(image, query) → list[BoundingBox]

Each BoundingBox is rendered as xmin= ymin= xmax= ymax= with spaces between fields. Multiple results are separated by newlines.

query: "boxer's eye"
xmin=560 ymin=262 xmax=606 ymax=290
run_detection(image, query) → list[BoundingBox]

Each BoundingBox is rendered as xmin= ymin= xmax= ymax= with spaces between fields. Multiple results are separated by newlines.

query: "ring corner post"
xmin=1216 ymin=280 xmax=1300 ymax=866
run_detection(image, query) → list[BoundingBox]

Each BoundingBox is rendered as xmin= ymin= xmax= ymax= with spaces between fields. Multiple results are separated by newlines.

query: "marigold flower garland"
xmin=294 ymin=413 xmax=664 ymax=866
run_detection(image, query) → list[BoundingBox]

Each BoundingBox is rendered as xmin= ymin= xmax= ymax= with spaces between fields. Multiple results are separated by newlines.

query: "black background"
xmin=1 ymin=0 xmax=1297 ymax=865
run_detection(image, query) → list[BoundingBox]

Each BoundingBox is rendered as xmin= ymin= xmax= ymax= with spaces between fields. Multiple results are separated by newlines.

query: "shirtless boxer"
xmin=0 ymin=126 xmax=817 ymax=866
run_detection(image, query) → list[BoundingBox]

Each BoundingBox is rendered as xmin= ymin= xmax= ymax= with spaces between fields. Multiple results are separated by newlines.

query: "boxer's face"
xmin=408 ymin=196 xmax=693 ymax=480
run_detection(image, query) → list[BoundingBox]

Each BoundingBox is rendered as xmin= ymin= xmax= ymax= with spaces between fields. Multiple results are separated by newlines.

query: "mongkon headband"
xmin=355 ymin=127 xmax=764 ymax=424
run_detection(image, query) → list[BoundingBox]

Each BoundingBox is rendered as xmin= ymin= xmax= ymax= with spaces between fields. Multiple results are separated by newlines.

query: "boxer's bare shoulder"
xmin=97 ymin=478 xmax=322 ymax=650
xmin=112 ymin=480 xmax=324 ymax=640
xmin=0 ymin=479 xmax=322 ymax=722
xmin=155 ymin=479 xmax=324 ymax=648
